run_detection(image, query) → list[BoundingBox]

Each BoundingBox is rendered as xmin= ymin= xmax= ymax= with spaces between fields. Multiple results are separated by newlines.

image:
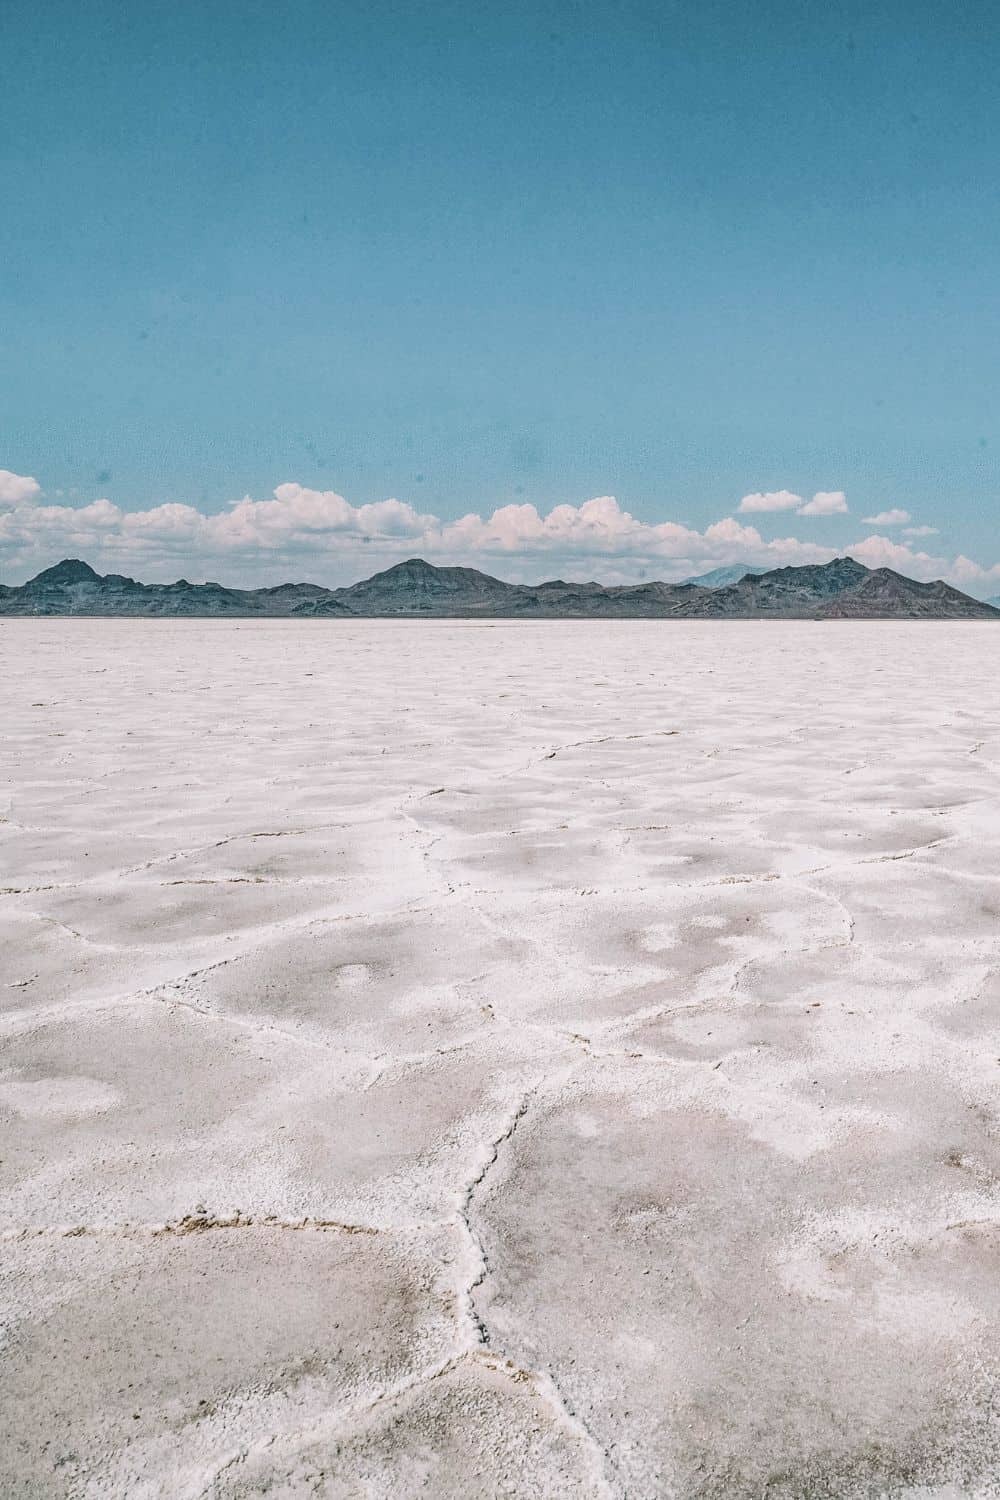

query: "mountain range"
xmin=1 ymin=556 xmax=997 ymax=619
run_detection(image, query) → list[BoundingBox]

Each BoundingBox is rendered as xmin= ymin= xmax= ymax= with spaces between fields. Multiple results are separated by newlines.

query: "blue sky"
xmin=2 ymin=0 xmax=999 ymax=589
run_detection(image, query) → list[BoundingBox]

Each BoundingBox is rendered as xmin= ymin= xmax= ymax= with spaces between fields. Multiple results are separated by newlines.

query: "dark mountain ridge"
xmin=1 ymin=556 xmax=997 ymax=619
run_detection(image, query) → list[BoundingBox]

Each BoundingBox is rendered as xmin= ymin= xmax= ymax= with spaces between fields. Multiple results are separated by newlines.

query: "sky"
xmin=2 ymin=0 xmax=999 ymax=591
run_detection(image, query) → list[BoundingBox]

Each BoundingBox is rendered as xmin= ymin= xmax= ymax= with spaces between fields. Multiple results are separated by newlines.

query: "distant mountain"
xmin=690 ymin=557 xmax=871 ymax=616
xmin=30 ymin=559 xmax=102 ymax=586
xmin=988 ymin=596 xmax=1000 ymax=611
xmin=0 ymin=559 xmax=329 ymax=617
xmin=340 ymin=557 xmax=516 ymax=611
xmin=2 ymin=556 xmax=998 ymax=620
xmin=679 ymin=558 xmax=997 ymax=619
xmin=821 ymin=570 xmax=996 ymax=619
xmin=680 ymin=564 xmax=765 ymax=589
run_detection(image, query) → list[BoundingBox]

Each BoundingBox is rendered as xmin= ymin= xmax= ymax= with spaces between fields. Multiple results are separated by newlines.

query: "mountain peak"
xmin=28 ymin=559 xmax=101 ymax=586
xmin=346 ymin=556 xmax=512 ymax=600
xmin=382 ymin=558 xmax=440 ymax=576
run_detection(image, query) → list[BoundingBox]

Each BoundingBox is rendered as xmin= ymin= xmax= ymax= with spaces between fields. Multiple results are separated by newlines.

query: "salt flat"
xmin=2 ymin=619 xmax=999 ymax=1498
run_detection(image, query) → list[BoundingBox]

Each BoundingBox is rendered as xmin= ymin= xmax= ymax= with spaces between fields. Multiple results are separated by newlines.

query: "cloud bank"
xmin=1 ymin=469 xmax=998 ymax=594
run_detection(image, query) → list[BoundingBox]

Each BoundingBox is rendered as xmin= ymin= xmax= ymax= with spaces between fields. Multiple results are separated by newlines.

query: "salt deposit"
xmin=2 ymin=619 xmax=998 ymax=1496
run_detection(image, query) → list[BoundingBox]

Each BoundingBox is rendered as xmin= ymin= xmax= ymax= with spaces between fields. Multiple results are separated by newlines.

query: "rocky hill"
xmin=2 ymin=555 xmax=998 ymax=620
xmin=820 ymin=570 xmax=995 ymax=619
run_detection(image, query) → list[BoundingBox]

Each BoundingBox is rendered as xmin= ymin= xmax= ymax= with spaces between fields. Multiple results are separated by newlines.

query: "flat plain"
xmin=2 ymin=618 xmax=999 ymax=1499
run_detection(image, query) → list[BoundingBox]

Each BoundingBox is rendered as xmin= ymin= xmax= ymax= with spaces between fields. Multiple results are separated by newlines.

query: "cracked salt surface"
xmin=1 ymin=618 xmax=1000 ymax=1498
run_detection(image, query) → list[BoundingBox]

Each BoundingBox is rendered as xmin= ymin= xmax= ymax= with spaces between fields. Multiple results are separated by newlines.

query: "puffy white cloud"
xmin=437 ymin=496 xmax=711 ymax=562
xmin=3 ymin=498 xmax=123 ymax=548
xmin=848 ymin=535 xmax=931 ymax=571
xmin=737 ymin=490 xmax=804 ymax=513
xmin=797 ymin=490 xmax=849 ymax=516
xmin=946 ymin=555 xmax=1000 ymax=591
xmin=0 ymin=469 xmax=41 ymax=507
xmin=862 ymin=508 xmax=911 ymax=526
xmin=738 ymin=489 xmax=848 ymax=517
xmin=227 ymin=484 xmax=434 ymax=544
xmin=903 ymin=524 xmax=938 ymax=537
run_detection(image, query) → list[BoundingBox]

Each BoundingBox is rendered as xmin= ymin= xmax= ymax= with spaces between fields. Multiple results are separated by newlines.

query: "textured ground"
xmin=1 ymin=618 xmax=999 ymax=1499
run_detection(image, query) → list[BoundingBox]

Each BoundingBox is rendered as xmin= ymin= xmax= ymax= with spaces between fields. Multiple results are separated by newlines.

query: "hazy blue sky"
xmin=2 ymin=0 xmax=999 ymax=586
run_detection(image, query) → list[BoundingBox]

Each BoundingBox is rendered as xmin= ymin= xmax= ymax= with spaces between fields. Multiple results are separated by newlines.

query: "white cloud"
xmin=437 ymin=495 xmax=717 ymax=562
xmin=231 ymin=483 xmax=435 ymax=543
xmin=797 ymin=490 xmax=849 ymax=516
xmin=737 ymin=490 xmax=804 ymax=513
xmin=738 ymin=489 xmax=848 ymax=517
xmin=862 ymin=508 xmax=911 ymax=526
xmin=903 ymin=524 xmax=938 ymax=537
xmin=0 ymin=469 xmax=41 ymax=507
xmin=0 ymin=475 xmax=996 ymax=594
xmin=848 ymin=534 xmax=945 ymax=576
xmin=946 ymin=555 xmax=1000 ymax=591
